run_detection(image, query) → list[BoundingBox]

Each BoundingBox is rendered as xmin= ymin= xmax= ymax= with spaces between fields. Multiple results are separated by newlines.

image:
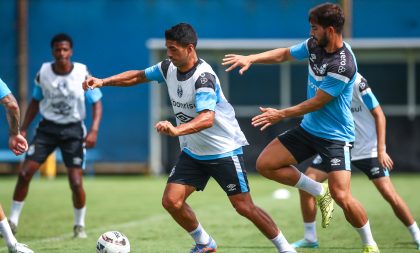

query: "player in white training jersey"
xmin=8 ymin=33 xmax=103 ymax=239
xmin=83 ymin=23 xmax=297 ymax=253
xmin=291 ymin=73 xmax=420 ymax=251
xmin=0 ymin=78 xmax=33 ymax=253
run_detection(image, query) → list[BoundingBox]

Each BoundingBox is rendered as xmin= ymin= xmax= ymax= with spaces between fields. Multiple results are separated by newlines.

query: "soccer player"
xmin=83 ymin=23 xmax=297 ymax=253
xmin=0 ymin=78 xmax=33 ymax=253
xmin=8 ymin=33 xmax=103 ymax=239
xmin=222 ymin=3 xmax=379 ymax=253
xmin=291 ymin=73 xmax=420 ymax=251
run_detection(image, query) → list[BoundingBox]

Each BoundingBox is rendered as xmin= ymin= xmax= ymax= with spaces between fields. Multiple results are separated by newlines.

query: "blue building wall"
xmin=1 ymin=0 xmax=419 ymax=162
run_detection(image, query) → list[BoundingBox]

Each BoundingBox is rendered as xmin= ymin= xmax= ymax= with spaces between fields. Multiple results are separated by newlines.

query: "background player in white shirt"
xmin=0 ymin=78 xmax=33 ymax=253
xmin=83 ymin=23 xmax=297 ymax=253
xmin=291 ymin=73 xmax=420 ymax=251
xmin=8 ymin=34 xmax=103 ymax=239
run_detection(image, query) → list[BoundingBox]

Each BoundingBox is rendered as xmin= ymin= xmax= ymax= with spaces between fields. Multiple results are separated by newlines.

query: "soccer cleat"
xmin=8 ymin=242 xmax=34 ymax=253
xmin=291 ymin=238 xmax=319 ymax=248
xmin=362 ymin=245 xmax=380 ymax=253
xmin=189 ymin=237 xmax=217 ymax=253
xmin=316 ymin=183 xmax=334 ymax=228
xmin=73 ymin=225 xmax=87 ymax=239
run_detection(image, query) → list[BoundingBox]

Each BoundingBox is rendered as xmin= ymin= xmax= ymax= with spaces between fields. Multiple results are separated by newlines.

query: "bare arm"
xmin=222 ymin=48 xmax=293 ymax=75
xmin=252 ymin=89 xmax=333 ymax=131
xmin=1 ymin=93 xmax=28 ymax=155
xmin=155 ymin=110 xmax=215 ymax=137
xmin=83 ymin=70 xmax=149 ymax=90
xmin=84 ymin=100 xmax=103 ymax=148
xmin=1 ymin=93 xmax=20 ymax=135
xmin=20 ymin=99 xmax=40 ymax=137
xmin=370 ymin=106 xmax=394 ymax=169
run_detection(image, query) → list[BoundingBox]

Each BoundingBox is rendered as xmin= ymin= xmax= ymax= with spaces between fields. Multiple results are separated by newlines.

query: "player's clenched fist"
xmin=83 ymin=76 xmax=104 ymax=90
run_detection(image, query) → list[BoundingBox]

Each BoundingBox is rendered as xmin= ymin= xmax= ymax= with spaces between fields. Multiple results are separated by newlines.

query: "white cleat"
xmin=8 ymin=242 xmax=34 ymax=253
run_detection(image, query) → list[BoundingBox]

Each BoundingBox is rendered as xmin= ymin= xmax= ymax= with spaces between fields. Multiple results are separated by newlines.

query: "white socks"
xmin=304 ymin=221 xmax=318 ymax=242
xmin=9 ymin=201 xmax=24 ymax=226
xmin=355 ymin=221 xmax=377 ymax=247
xmin=408 ymin=221 xmax=420 ymax=242
xmin=271 ymin=231 xmax=295 ymax=252
xmin=0 ymin=218 xmax=17 ymax=248
xmin=295 ymin=173 xmax=323 ymax=197
xmin=74 ymin=206 xmax=86 ymax=227
xmin=189 ymin=223 xmax=210 ymax=245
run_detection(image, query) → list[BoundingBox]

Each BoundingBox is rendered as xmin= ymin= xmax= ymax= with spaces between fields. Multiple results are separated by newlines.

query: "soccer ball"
xmin=96 ymin=231 xmax=130 ymax=253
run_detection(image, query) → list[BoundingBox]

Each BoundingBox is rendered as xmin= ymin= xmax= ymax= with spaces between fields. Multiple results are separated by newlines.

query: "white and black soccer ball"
xmin=96 ymin=231 xmax=130 ymax=253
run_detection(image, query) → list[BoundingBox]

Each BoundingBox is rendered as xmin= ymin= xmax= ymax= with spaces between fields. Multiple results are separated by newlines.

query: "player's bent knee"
xmin=162 ymin=196 xmax=183 ymax=212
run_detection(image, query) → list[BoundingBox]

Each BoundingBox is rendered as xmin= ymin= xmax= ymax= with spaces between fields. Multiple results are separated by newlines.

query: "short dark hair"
xmin=165 ymin=23 xmax=198 ymax=48
xmin=50 ymin=33 xmax=73 ymax=48
xmin=309 ymin=3 xmax=345 ymax=34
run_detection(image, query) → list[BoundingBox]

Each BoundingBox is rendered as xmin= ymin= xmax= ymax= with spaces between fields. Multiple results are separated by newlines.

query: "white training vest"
xmin=161 ymin=59 xmax=248 ymax=156
xmin=36 ymin=62 xmax=89 ymax=124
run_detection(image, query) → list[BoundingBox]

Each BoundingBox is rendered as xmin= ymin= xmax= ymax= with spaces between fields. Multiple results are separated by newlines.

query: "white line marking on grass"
xmin=0 ymin=213 xmax=169 ymax=252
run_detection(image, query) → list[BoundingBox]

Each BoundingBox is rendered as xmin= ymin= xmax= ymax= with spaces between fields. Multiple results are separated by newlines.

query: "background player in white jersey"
xmin=0 ymin=78 xmax=33 ymax=252
xmin=8 ymin=34 xmax=103 ymax=239
xmin=83 ymin=23 xmax=297 ymax=253
xmin=223 ymin=3 xmax=379 ymax=253
xmin=291 ymin=73 xmax=420 ymax=250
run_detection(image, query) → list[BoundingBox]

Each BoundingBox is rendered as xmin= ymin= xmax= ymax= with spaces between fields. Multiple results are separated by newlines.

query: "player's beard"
xmin=313 ymin=33 xmax=329 ymax=48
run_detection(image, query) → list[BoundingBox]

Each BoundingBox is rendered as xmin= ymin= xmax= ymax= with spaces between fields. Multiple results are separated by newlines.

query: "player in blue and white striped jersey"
xmin=292 ymin=73 xmax=420 ymax=250
xmin=84 ymin=23 xmax=297 ymax=253
xmin=223 ymin=3 xmax=379 ymax=252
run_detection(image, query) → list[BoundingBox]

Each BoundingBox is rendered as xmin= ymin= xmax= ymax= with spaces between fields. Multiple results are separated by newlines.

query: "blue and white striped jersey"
xmin=145 ymin=59 xmax=248 ymax=159
xmin=290 ymin=38 xmax=357 ymax=142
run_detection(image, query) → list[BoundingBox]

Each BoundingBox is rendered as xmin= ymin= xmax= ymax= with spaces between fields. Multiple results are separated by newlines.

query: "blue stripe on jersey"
xmin=232 ymin=155 xmax=249 ymax=192
xmin=32 ymin=85 xmax=43 ymax=100
xmin=289 ymin=39 xmax=309 ymax=60
xmin=145 ymin=64 xmax=164 ymax=83
xmin=0 ymin=78 xmax=11 ymax=99
xmin=361 ymin=90 xmax=379 ymax=110
xmin=196 ymin=91 xmax=216 ymax=112
xmin=344 ymin=144 xmax=351 ymax=171
xmin=319 ymin=74 xmax=348 ymax=97
xmin=85 ymin=88 xmax=102 ymax=104
xmin=183 ymin=147 xmax=243 ymax=160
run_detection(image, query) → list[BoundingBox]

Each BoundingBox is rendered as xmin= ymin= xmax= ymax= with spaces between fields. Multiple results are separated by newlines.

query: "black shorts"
xmin=167 ymin=151 xmax=250 ymax=196
xmin=311 ymin=156 xmax=389 ymax=180
xmin=278 ymin=126 xmax=352 ymax=172
xmin=26 ymin=119 xmax=85 ymax=168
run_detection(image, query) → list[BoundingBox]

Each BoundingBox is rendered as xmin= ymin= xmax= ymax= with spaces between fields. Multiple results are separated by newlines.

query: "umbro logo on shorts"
xmin=226 ymin=184 xmax=237 ymax=191
xmin=330 ymin=158 xmax=341 ymax=166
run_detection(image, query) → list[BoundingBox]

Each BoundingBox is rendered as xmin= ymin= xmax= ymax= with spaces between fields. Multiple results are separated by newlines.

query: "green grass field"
xmin=0 ymin=173 xmax=419 ymax=253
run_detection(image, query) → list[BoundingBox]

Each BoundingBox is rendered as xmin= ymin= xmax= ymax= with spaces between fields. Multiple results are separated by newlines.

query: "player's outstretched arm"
xmin=252 ymin=89 xmax=333 ymax=131
xmin=83 ymin=70 xmax=149 ymax=90
xmin=222 ymin=48 xmax=293 ymax=75
xmin=0 ymin=93 xmax=28 ymax=155
xmin=371 ymin=106 xmax=394 ymax=170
